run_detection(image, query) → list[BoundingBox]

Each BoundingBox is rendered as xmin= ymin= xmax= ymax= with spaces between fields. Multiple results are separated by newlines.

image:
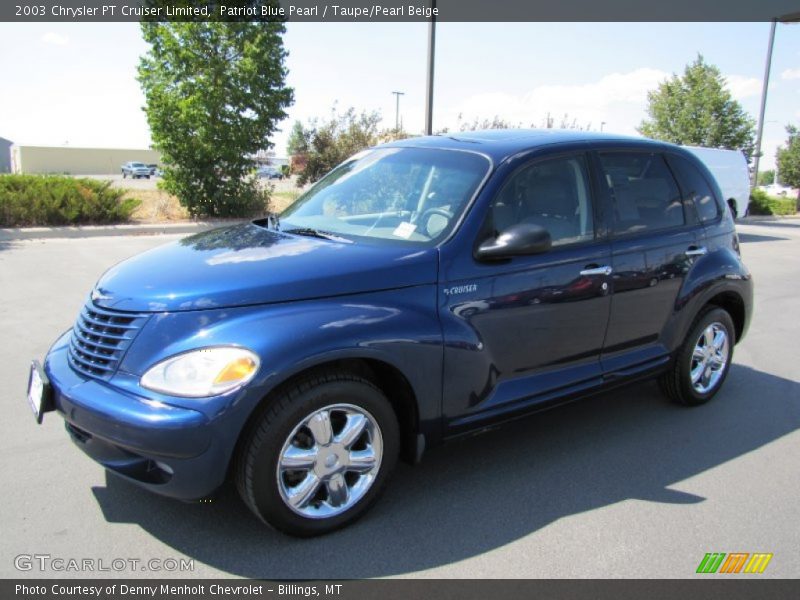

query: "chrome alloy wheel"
xmin=689 ymin=322 xmax=729 ymax=394
xmin=276 ymin=403 xmax=383 ymax=519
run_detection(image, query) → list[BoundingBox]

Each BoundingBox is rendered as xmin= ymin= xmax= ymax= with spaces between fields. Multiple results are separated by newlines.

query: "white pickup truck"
xmin=121 ymin=161 xmax=151 ymax=179
xmin=682 ymin=146 xmax=751 ymax=219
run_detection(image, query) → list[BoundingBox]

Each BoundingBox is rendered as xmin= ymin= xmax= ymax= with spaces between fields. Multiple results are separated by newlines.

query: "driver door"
xmin=440 ymin=153 xmax=613 ymax=430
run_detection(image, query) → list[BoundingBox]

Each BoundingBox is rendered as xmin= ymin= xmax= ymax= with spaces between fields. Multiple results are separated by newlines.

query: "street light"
xmin=752 ymin=13 xmax=800 ymax=189
xmin=391 ymin=91 xmax=405 ymax=132
xmin=424 ymin=0 xmax=436 ymax=135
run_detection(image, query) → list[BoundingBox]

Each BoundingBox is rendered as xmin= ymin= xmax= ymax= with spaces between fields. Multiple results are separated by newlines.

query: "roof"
xmin=385 ymin=129 xmax=672 ymax=163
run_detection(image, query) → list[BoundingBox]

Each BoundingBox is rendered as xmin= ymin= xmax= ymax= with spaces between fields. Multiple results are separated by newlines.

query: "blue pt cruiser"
xmin=28 ymin=130 xmax=752 ymax=536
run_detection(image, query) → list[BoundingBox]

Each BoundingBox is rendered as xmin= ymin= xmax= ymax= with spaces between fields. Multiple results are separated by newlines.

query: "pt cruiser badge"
xmin=444 ymin=284 xmax=478 ymax=296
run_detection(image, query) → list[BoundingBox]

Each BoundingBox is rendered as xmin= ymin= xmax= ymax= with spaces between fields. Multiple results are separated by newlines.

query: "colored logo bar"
xmin=696 ymin=553 xmax=773 ymax=574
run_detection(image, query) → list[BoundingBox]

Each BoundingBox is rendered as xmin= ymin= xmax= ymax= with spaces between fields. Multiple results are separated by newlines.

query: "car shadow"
xmin=740 ymin=218 xmax=800 ymax=229
xmin=91 ymin=364 xmax=799 ymax=578
xmin=738 ymin=232 xmax=789 ymax=244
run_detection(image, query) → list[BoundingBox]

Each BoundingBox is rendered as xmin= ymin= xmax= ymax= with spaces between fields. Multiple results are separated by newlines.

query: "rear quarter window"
xmin=666 ymin=154 xmax=721 ymax=223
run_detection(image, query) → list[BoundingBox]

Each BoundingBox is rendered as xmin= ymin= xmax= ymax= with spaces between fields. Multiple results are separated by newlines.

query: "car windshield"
xmin=280 ymin=147 xmax=491 ymax=246
xmin=131 ymin=162 xmax=145 ymax=167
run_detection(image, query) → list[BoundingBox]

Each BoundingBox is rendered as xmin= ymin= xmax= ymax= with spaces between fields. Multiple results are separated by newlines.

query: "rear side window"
xmin=598 ymin=152 xmax=685 ymax=235
xmin=667 ymin=154 xmax=720 ymax=222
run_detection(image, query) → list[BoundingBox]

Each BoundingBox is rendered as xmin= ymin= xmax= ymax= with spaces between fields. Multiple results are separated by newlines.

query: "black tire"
xmin=122 ymin=172 xmax=126 ymax=179
xmin=728 ymin=199 xmax=738 ymax=220
xmin=659 ymin=306 xmax=735 ymax=406
xmin=235 ymin=369 xmax=399 ymax=537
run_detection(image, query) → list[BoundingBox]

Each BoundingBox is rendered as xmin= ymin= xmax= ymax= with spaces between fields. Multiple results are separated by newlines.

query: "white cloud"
xmin=41 ymin=32 xmax=69 ymax=46
xmin=724 ymin=75 xmax=761 ymax=99
xmin=781 ymin=68 xmax=800 ymax=80
xmin=440 ymin=68 xmax=669 ymax=134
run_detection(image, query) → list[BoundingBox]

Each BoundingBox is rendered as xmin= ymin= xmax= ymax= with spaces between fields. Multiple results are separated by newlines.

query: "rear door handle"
xmin=685 ymin=246 xmax=708 ymax=257
xmin=580 ymin=265 xmax=613 ymax=276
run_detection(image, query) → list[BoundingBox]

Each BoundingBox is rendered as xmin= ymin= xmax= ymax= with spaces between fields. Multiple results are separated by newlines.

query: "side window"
xmin=598 ymin=152 xmax=685 ymax=235
xmin=667 ymin=154 xmax=720 ymax=222
xmin=490 ymin=155 xmax=594 ymax=247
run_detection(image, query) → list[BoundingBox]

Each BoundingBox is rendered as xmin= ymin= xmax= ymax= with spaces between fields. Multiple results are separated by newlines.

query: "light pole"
xmin=424 ymin=0 xmax=436 ymax=135
xmin=751 ymin=20 xmax=776 ymax=190
xmin=752 ymin=13 xmax=800 ymax=190
xmin=392 ymin=91 xmax=405 ymax=132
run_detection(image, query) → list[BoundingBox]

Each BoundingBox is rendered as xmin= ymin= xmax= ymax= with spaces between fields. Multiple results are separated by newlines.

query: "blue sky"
xmin=1 ymin=21 xmax=798 ymax=170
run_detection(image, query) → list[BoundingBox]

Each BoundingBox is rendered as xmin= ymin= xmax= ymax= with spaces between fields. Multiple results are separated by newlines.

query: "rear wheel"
xmin=236 ymin=370 xmax=399 ymax=537
xmin=660 ymin=307 xmax=735 ymax=406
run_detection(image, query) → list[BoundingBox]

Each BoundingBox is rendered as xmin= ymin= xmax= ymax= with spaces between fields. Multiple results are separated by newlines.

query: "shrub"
xmin=0 ymin=175 xmax=140 ymax=227
xmin=749 ymin=189 xmax=797 ymax=216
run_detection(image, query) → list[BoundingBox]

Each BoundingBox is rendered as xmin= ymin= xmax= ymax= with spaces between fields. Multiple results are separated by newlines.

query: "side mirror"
xmin=476 ymin=222 xmax=552 ymax=261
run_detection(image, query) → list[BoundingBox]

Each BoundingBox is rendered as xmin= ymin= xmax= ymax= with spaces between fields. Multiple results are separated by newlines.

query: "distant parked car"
xmin=681 ymin=146 xmax=750 ymax=218
xmin=759 ymin=183 xmax=793 ymax=197
xmin=256 ymin=166 xmax=284 ymax=180
xmin=121 ymin=162 xmax=151 ymax=179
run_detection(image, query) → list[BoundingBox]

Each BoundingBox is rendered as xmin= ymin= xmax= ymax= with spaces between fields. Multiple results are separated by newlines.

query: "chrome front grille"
xmin=68 ymin=302 xmax=149 ymax=380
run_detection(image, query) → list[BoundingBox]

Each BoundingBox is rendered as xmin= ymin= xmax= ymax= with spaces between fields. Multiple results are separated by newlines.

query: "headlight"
xmin=140 ymin=347 xmax=260 ymax=397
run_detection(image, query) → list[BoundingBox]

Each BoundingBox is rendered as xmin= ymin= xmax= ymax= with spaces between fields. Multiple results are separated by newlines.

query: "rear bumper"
xmin=44 ymin=333 xmax=231 ymax=499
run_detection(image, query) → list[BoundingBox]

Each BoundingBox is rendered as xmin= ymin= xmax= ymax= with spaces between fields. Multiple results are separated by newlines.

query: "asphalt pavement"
xmin=1 ymin=218 xmax=798 ymax=579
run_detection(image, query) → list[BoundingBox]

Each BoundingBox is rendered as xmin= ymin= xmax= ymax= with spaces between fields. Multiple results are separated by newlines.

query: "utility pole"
xmin=392 ymin=91 xmax=405 ymax=132
xmin=424 ymin=0 xmax=436 ymax=135
xmin=752 ymin=13 xmax=800 ymax=189
xmin=752 ymin=19 xmax=777 ymax=190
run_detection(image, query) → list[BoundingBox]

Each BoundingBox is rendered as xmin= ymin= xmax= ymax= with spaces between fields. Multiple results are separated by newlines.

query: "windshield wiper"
xmin=283 ymin=227 xmax=353 ymax=243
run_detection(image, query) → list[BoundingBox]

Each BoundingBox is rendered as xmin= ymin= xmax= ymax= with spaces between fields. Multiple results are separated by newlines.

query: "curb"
xmin=737 ymin=215 xmax=800 ymax=224
xmin=0 ymin=220 xmax=241 ymax=241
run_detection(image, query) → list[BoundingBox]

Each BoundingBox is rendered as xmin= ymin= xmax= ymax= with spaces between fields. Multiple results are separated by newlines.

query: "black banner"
xmin=3 ymin=0 xmax=800 ymax=22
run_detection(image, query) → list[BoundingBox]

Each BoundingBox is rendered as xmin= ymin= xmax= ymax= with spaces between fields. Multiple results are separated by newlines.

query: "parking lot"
xmin=1 ymin=217 xmax=798 ymax=578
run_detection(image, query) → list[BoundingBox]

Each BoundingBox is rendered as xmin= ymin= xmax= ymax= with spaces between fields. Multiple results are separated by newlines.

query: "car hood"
xmin=92 ymin=223 xmax=438 ymax=312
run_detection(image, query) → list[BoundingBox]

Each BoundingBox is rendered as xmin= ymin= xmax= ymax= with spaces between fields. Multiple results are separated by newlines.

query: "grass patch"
xmin=128 ymin=189 xmax=189 ymax=222
xmin=272 ymin=190 xmax=302 ymax=213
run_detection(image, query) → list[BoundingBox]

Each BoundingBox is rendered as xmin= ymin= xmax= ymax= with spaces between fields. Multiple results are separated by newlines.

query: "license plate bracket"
xmin=27 ymin=360 xmax=53 ymax=424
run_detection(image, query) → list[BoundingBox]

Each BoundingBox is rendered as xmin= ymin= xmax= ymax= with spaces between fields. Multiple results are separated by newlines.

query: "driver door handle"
xmin=685 ymin=246 xmax=708 ymax=257
xmin=580 ymin=265 xmax=613 ymax=276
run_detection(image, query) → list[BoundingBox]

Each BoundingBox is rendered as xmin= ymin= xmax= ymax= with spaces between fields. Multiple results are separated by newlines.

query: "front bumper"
xmin=44 ymin=333 xmax=233 ymax=499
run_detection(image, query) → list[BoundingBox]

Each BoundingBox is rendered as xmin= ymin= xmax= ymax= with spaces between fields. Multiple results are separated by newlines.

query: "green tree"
xmin=638 ymin=55 xmax=756 ymax=159
xmin=296 ymin=108 xmax=382 ymax=185
xmin=286 ymin=120 xmax=312 ymax=157
xmin=776 ymin=125 xmax=800 ymax=210
xmin=138 ymin=20 xmax=293 ymax=217
xmin=757 ymin=170 xmax=776 ymax=186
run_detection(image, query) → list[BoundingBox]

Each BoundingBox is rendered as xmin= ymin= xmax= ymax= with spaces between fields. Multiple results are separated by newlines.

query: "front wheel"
xmin=660 ymin=307 xmax=735 ymax=406
xmin=235 ymin=370 xmax=399 ymax=536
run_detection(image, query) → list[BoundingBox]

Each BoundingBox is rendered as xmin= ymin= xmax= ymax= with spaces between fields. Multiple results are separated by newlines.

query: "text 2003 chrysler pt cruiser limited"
xmin=29 ymin=130 xmax=752 ymax=536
